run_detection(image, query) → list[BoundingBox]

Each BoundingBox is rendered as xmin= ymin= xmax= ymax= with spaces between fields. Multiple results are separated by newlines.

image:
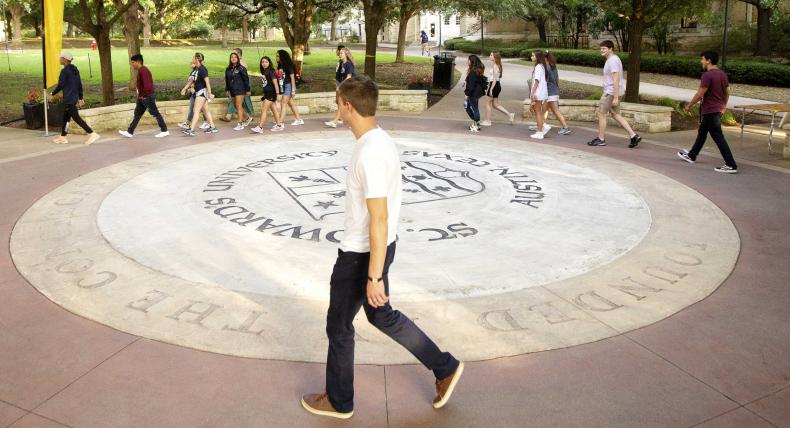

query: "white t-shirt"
xmin=531 ymin=64 xmax=548 ymax=100
xmin=603 ymin=55 xmax=625 ymax=96
xmin=340 ymin=127 xmax=402 ymax=253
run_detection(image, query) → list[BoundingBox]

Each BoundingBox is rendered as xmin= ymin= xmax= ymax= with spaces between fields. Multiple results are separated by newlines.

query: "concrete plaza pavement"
xmin=1 ymin=75 xmax=789 ymax=427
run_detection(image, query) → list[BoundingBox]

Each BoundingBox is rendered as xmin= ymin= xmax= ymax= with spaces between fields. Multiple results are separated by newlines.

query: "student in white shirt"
xmin=528 ymin=50 xmax=549 ymax=140
xmin=587 ymin=40 xmax=641 ymax=148
xmin=300 ymin=76 xmax=463 ymax=420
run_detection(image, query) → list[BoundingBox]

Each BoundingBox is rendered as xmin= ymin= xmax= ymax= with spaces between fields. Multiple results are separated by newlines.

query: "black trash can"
xmin=432 ymin=52 xmax=455 ymax=90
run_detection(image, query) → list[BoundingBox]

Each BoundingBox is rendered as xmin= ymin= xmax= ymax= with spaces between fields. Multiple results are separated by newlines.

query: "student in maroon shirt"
xmin=119 ymin=54 xmax=169 ymax=139
xmin=677 ymin=51 xmax=738 ymax=173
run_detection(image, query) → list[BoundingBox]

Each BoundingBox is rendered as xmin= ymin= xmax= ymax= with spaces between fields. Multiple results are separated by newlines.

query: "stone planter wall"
xmin=71 ymin=90 xmax=428 ymax=134
xmin=522 ymin=99 xmax=674 ymax=133
xmin=783 ymin=124 xmax=790 ymax=159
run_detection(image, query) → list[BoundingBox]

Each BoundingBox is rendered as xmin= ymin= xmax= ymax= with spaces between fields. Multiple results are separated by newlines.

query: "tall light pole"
xmin=722 ymin=0 xmax=730 ymax=68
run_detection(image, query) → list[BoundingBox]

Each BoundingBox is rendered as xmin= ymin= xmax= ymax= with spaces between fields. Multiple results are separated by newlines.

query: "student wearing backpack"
xmin=420 ymin=30 xmax=430 ymax=56
xmin=325 ymin=48 xmax=356 ymax=128
xmin=464 ymin=55 xmax=487 ymax=133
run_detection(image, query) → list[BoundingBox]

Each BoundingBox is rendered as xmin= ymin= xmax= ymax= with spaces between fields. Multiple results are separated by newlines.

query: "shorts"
xmin=487 ymin=81 xmax=502 ymax=98
xmin=547 ymin=95 xmax=559 ymax=103
xmin=196 ymin=88 xmax=209 ymax=99
xmin=598 ymin=94 xmax=620 ymax=114
xmin=282 ymin=83 xmax=293 ymax=97
xmin=261 ymin=91 xmax=276 ymax=102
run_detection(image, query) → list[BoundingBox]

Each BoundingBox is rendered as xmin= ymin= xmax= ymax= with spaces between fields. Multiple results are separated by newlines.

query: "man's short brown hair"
xmin=337 ymin=76 xmax=378 ymax=117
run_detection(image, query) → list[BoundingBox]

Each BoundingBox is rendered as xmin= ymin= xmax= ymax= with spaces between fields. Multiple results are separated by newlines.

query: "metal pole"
xmin=722 ymin=0 xmax=730 ymax=68
xmin=41 ymin=0 xmax=49 ymax=136
xmin=5 ymin=39 xmax=10 ymax=71
xmin=438 ymin=13 xmax=442 ymax=51
xmin=480 ymin=14 xmax=484 ymax=55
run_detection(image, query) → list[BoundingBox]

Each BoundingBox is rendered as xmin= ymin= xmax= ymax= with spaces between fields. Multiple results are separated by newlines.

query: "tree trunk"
xmin=221 ymin=27 xmax=228 ymax=48
xmin=624 ymin=17 xmax=643 ymax=103
xmin=395 ymin=8 xmax=412 ymax=63
xmin=8 ymin=4 xmax=23 ymax=43
xmin=142 ymin=8 xmax=151 ymax=47
xmin=305 ymin=40 xmax=311 ymax=56
xmin=66 ymin=22 xmax=75 ymax=37
xmin=755 ymin=6 xmax=771 ymax=56
xmin=330 ymin=15 xmax=337 ymax=41
xmin=276 ymin=0 xmax=312 ymax=71
xmin=536 ymin=17 xmax=547 ymax=43
xmin=34 ymin=17 xmax=41 ymax=37
xmin=242 ymin=14 xmax=249 ymax=43
xmin=97 ymin=28 xmax=116 ymax=106
xmin=122 ymin=1 xmax=141 ymax=91
xmin=364 ymin=21 xmax=379 ymax=79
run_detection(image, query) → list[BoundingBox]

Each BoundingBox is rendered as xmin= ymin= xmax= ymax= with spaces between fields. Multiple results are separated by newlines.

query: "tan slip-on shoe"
xmin=301 ymin=392 xmax=353 ymax=419
xmin=85 ymin=133 xmax=100 ymax=145
xmin=433 ymin=361 xmax=464 ymax=409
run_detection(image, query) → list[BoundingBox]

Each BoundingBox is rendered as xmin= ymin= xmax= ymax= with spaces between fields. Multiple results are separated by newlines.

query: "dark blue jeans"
xmin=128 ymin=94 xmax=167 ymax=134
xmin=325 ymin=242 xmax=459 ymax=413
xmin=689 ymin=112 xmax=737 ymax=169
xmin=465 ymin=97 xmax=480 ymax=122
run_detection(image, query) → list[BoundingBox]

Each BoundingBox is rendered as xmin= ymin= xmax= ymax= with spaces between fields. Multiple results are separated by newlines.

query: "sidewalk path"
xmin=424 ymin=53 xmax=775 ymax=117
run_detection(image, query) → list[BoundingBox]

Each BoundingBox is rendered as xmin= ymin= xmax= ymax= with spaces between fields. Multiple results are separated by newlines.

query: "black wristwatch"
xmin=368 ymin=275 xmax=383 ymax=283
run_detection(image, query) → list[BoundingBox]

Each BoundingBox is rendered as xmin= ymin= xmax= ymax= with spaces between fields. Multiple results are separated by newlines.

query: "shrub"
xmin=535 ymin=48 xmax=790 ymax=87
xmin=722 ymin=111 xmax=738 ymax=126
xmin=179 ymin=20 xmax=213 ymax=39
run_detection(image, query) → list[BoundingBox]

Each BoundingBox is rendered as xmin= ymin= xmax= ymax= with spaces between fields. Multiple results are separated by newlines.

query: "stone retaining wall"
xmin=522 ymin=99 xmax=673 ymax=133
xmin=784 ymin=124 xmax=790 ymax=159
xmin=71 ymin=90 xmax=428 ymax=134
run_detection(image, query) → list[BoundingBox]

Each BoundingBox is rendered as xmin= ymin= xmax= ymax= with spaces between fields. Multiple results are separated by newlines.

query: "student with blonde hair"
xmin=325 ymin=47 xmax=356 ymax=128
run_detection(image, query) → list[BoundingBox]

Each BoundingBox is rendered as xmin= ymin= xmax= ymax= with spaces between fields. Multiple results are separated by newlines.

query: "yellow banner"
xmin=44 ymin=0 xmax=65 ymax=88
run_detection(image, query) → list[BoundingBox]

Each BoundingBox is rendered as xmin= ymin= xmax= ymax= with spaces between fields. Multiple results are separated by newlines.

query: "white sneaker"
xmin=530 ymin=132 xmax=544 ymax=140
xmin=233 ymin=123 xmax=245 ymax=131
xmin=243 ymin=117 xmax=253 ymax=127
xmin=479 ymin=120 xmax=492 ymax=127
xmin=178 ymin=121 xmax=190 ymax=129
xmin=324 ymin=121 xmax=338 ymax=128
xmin=528 ymin=125 xmax=538 ymax=131
xmin=542 ymin=124 xmax=551 ymax=134
xmin=52 ymin=135 xmax=67 ymax=144
xmin=118 ymin=130 xmax=133 ymax=138
xmin=271 ymin=124 xmax=285 ymax=132
xmin=250 ymin=126 xmax=263 ymax=134
xmin=199 ymin=121 xmax=211 ymax=130
xmin=509 ymin=112 xmax=516 ymax=124
xmin=155 ymin=131 xmax=169 ymax=138
xmin=85 ymin=132 xmax=100 ymax=145
xmin=291 ymin=119 xmax=304 ymax=126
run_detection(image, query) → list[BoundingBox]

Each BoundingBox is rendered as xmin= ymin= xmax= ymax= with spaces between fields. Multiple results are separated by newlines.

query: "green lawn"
xmin=0 ymin=46 xmax=433 ymax=123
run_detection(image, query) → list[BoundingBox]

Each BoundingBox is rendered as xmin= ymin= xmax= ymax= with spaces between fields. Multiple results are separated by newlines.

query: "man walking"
xmin=50 ymin=52 xmax=100 ymax=145
xmin=677 ymin=51 xmax=738 ymax=174
xmin=301 ymin=76 xmax=464 ymax=419
xmin=587 ymin=40 xmax=641 ymax=148
xmin=119 ymin=54 xmax=169 ymax=139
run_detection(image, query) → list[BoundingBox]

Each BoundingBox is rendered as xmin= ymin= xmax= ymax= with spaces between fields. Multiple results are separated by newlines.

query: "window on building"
xmin=681 ymin=17 xmax=698 ymax=29
xmin=456 ymin=15 xmax=461 ymax=25
xmin=444 ymin=15 xmax=450 ymax=25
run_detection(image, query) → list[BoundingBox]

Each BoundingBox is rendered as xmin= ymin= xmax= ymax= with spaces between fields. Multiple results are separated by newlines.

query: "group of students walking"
xmin=460 ymin=40 xmax=736 ymax=173
xmin=174 ymin=47 xmax=304 ymax=137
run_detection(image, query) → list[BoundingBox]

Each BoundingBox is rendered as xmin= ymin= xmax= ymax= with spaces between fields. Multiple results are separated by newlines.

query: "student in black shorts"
xmin=182 ymin=52 xmax=219 ymax=136
xmin=251 ymin=56 xmax=281 ymax=134
xmin=480 ymin=51 xmax=515 ymax=127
